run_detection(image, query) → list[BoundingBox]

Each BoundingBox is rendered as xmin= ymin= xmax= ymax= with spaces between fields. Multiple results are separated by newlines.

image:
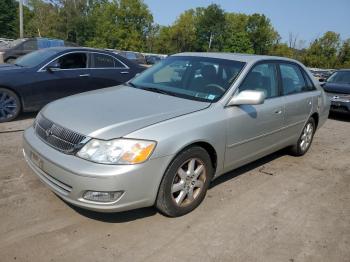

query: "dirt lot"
xmin=0 ymin=113 xmax=349 ymax=262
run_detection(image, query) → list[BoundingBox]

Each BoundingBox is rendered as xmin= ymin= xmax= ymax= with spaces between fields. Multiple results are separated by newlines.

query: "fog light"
xmin=83 ymin=191 xmax=124 ymax=203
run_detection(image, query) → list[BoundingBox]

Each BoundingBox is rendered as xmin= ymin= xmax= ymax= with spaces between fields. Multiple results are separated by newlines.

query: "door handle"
xmin=274 ymin=110 xmax=283 ymax=114
xmin=120 ymin=71 xmax=129 ymax=74
xmin=79 ymin=74 xmax=90 ymax=77
xmin=308 ymin=100 xmax=312 ymax=105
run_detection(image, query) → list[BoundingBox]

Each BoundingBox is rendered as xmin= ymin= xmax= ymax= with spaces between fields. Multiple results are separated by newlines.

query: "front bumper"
xmin=23 ymin=127 xmax=173 ymax=212
xmin=330 ymin=99 xmax=350 ymax=113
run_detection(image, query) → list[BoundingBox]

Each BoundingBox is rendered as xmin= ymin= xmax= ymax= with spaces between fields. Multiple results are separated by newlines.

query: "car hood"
xmin=0 ymin=64 xmax=27 ymax=73
xmin=41 ymin=85 xmax=210 ymax=140
xmin=323 ymin=82 xmax=350 ymax=94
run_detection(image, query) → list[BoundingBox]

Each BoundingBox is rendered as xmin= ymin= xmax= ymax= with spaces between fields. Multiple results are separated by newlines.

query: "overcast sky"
xmin=143 ymin=0 xmax=350 ymax=45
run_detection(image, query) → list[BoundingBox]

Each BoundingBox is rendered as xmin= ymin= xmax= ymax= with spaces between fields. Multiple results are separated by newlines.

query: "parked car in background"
xmin=117 ymin=51 xmax=147 ymax=65
xmin=309 ymin=68 xmax=333 ymax=83
xmin=23 ymin=53 xmax=330 ymax=217
xmin=0 ymin=47 xmax=145 ymax=122
xmin=322 ymin=69 xmax=350 ymax=114
xmin=0 ymin=37 xmax=77 ymax=64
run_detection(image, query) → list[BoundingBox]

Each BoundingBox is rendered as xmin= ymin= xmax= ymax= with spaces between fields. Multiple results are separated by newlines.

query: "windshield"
xmin=130 ymin=56 xmax=245 ymax=102
xmin=15 ymin=49 xmax=59 ymax=67
xmin=327 ymin=71 xmax=350 ymax=84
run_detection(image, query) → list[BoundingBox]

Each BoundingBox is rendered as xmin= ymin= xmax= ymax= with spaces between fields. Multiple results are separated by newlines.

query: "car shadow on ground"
xmin=17 ymin=112 xmax=37 ymax=121
xmin=67 ymin=149 xmax=288 ymax=223
xmin=209 ymin=148 xmax=286 ymax=189
xmin=68 ymin=203 xmax=158 ymax=223
xmin=329 ymin=112 xmax=350 ymax=122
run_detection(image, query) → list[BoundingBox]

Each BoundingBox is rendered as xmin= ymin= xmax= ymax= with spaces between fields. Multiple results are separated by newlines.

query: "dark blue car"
xmin=322 ymin=69 xmax=350 ymax=114
xmin=0 ymin=47 xmax=145 ymax=122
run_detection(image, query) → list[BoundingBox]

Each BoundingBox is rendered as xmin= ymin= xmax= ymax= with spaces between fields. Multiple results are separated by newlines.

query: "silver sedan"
xmin=23 ymin=53 xmax=330 ymax=217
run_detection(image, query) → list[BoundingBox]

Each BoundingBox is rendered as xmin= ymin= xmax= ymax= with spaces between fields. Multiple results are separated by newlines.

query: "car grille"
xmin=34 ymin=114 xmax=88 ymax=154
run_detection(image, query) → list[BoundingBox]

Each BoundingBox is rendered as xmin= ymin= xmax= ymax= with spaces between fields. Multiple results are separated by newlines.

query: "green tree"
xmin=269 ymin=43 xmax=293 ymax=58
xmin=26 ymin=0 xmax=63 ymax=39
xmin=303 ymin=31 xmax=341 ymax=68
xmin=170 ymin=9 xmax=197 ymax=52
xmin=246 ymin=13 xmax=279 ymax=54
xmin=337 ymin=39 xmax=350 ymax=68
xmin=223 ymin=13 xmax=253 ymax=53
xmin=0 ymin=0 xmax=17 ymax=38
xmin=153 ymin=26 xmax=177 ymax=54
xmin=195 ymin=4 xmax=226 ymax=51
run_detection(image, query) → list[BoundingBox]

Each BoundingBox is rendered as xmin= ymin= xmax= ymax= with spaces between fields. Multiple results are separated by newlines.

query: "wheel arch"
xmin=0 ymin=85 xmax=24 ymax=112
xmin=5 ymin=57 xmax=17 ymax=63
xmin=170 ymin=140 xmax=218 ymax=174
xmin=310 ymin=112 xmax=319 ymax=129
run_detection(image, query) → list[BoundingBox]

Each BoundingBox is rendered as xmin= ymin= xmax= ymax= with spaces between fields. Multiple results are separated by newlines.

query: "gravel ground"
xmin=0 ymin=112 xmax=349 ymax=262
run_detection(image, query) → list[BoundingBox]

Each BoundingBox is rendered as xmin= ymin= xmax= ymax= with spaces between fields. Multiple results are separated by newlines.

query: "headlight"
xmin=76 ymin=139 xmax=156 ymax=165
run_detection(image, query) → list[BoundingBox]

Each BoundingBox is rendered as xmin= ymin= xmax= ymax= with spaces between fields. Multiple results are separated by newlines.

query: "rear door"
xmin=279 ymin=63 xmax=316 ymax=137
xmin=224 ymin=62 xmax=286 ymax=171
xmin=89 ymin=52 xmax=133 ymax=88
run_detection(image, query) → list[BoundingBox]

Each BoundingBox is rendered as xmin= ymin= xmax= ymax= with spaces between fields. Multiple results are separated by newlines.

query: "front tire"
xmin=290 ymin=117 xmax=316 ymax=156
xmin=0 ymin=88 xmax=21 ymax=123
xmin=5 ymin=58 xmax=16 ymax=64
xmin=156 ymin=146 xmax=213 ymax=217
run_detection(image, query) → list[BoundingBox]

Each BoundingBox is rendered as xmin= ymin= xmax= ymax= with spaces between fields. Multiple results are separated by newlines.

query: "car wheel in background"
xmin=156 ymin=146 xmax=213 ymax=217
xmin=5 ymin=58 xmax=16 ymax=64
xmin=290 ymin=117 xmax=316 ymax=156
xmin=0 ymin=88 xmax=21 ymax=123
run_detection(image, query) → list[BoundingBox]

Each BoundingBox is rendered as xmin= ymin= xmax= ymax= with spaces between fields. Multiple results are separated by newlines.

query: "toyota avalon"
xmin=23 ymin=53 xmax=330 ymax=217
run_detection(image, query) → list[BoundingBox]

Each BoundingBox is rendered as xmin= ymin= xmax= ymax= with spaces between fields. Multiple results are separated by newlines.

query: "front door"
xmin=29 ymin=52 xmax=94 ymax=107
xmin=224 ymin=62 xmax=286 ymax=171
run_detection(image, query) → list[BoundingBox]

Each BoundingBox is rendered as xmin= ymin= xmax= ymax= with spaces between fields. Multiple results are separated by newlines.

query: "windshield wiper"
xmin=140 ymin=87 xmax=171 ymax=95
xmin=14 ymin=63 xmax=23 ymax=67
xmin=126 ymin=82 xmax=138 ymax=88
xmin=141 ymin=87 xmax=186 ymax=99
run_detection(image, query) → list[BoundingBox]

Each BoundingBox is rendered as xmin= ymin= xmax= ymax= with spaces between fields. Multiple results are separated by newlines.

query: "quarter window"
xmin=280 ymin=63 xmax=307 ymax=95
xmin=239 ymin=63 xmax=279 ymax=99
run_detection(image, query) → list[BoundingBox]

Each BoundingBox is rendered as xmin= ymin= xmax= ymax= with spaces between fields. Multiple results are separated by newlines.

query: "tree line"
xmin=1 ymin=0 xmax=350 ymax=68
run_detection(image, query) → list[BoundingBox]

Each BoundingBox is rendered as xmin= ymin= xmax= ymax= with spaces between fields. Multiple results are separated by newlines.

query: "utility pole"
xmin=19 ymin=0 xmax=24 ymax=39
xmin=208 ymin=32 xmax=213 ymax=51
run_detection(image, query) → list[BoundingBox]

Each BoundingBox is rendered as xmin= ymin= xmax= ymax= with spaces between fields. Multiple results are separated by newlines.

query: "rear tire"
xmin=156 ymin=146 xmax=213 ymax=217
xmin=0 ymin=88 xmax=21 ymax=123
xmin=5 ymin=58 xmax=16 ymax=64
xmin=290 ymin=117 xmax=316 ymax=156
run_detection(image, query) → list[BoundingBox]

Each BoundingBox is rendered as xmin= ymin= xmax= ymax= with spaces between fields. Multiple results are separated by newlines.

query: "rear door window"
xmin=91 ymin=53 xmax=126 ymax=68
xmin=92 ymin=53 xmax=114 ymax=68
xmin=280 ymin=63 xmax=307 ymax=95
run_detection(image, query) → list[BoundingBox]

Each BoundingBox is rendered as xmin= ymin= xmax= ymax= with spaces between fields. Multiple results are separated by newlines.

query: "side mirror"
xmin=227 ymin=90 xmax=266 ymax=106
xmin=46 ymin=63 xmax=60 ymax=73
xmin=319 ymin=78 xmax=325 ymax=83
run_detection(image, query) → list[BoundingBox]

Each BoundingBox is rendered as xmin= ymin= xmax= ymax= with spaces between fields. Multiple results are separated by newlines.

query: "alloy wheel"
xmin=0 ymin=91 xmax=18 ymax=122
xmin=171 ymin=158 xmax=207 ymax=207
xmin=300 ymin=123 xmax=314 ymax=152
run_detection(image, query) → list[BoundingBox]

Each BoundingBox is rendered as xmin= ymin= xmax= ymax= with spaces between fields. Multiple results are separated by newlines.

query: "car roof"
xmin=173 ymin=52 xmax=300 ymax=64
xmin=44 ymin=46 xmax=116 ymax=54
